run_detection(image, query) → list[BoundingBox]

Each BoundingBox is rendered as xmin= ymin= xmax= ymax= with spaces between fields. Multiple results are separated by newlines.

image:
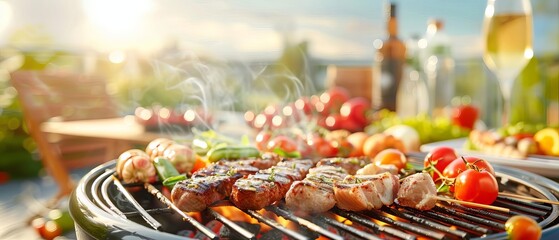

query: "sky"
xmin=0 ymin=0 xmax=557 ymax=61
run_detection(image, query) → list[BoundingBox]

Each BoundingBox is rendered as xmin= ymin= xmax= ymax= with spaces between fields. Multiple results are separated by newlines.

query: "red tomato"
xmin=319 ymin=87 xmax=350 ymax=115
xmin=373 ymin=148 xmax=407 ymax=171
xmin=451 ymin=104 xmax=479 ymax=130
xmin=340 ymin=97 xmax=371 ymax=127
xmin=0 ymin=171 xmax=9 ymax=184
xmin=32 ymin=218 xmax=62 ymax=240
xmin=505 ymin=215 xmax=542 ymax=240
xmin=267 ymin=135 xmax=298 ymax=153
xmin=190 ymin=156 xmax=208 ymax=174
xmin=454 ymin=169 xmax=499 ymax=205
xmin=294 ymin=97 xmax=313 ymax=116
xmin=310 ymin=136 xmax=338 ymax=157
xmin=255 ymin=130 xmax=273 ymax=151
xmin=324 ymin=114 xmax=344 ymax=131
xmin=424 ymin=146 xmax=459 ymax=181
xmin=443 ymin=156 xmax=495 ymax=179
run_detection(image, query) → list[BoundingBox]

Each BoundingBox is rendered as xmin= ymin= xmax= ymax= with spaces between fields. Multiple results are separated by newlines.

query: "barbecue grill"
xmin=69 ymin=158 xmax=559 ymax=240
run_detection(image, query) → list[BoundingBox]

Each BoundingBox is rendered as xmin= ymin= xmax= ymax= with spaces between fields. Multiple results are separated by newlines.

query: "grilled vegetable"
xmin=153 ymin=157 xmax=180 ymax=181
xmin=206 ymin=146 xmax=261 ymax=162
xmin=162 ymin=175 xmax=187 ymax=189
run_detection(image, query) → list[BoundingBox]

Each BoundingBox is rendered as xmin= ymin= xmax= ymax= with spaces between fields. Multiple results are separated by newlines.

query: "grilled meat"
xmin=395 ymin=172 xmax=438 ymax=210
xmin=171 ymin=153 xmax=281 ymax=212
xmin=356 ymin=163 xmax=398 ymax=175
xmin=172 ymin=175 xmax=237 ymax=212
xmin=333 ymin=172 xmax=400 ymax=211
xmin=285 ymin=165 xmax=349 ymax=214
xmin=316 ymin=157 xmax=368 ymax=175
xmin=231 ymin=159 xmax=313 ymax=210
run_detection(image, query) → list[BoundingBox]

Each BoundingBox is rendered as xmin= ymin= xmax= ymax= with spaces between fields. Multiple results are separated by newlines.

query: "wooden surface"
xmin=41 ymin=116 xmax=166 ymax=144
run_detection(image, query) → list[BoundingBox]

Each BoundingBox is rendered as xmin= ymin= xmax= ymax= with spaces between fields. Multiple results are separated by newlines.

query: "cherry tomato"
xmin=310 ymin=136 xmax=338 ymax=157
xmin=294 ymin=97 xmax=313 ymax=116
xmin=340 ymin=97 xmax=371 ymax=127
xmin=443 ymin=156 xmax=495 ymax=179
xmin=424 ymin=146 xmax=459 ymax=181
xmin=190 ymin=156 xmax=208 ymax=174
xmin=255 ymin=130 xmax=273 ymax=151
xmin=267 ymin=135 xmax=298 ymax=153
xmin=324 ymin=114 xmax=347 ymax=131
xmin=505 ymin=215 xmax=542 ymax=240
xmin=454 ymin=169 xmax=499 ymax=205
xmin=451 ymin=104 xmax=479 ymax=130
xmin=0 ymin=171 xmax=9 ymax=184
xmin=340 ymin=117 xmax=363 ymax=133
xmin=319 ymin=87 xmax=350 ymax=115
xmin=373 ymin=148 xmax=407 ymax=171
xmin=32 ymin=218 xmax=62 ymax=240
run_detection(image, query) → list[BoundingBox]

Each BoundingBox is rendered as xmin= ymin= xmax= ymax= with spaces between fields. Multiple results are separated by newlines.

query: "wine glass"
xmin=482 ymin=0 xmax=533 ymax=126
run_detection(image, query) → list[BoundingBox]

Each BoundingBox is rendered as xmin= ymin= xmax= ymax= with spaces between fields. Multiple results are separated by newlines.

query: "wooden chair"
xmin=9 ymin=70 xmax=121 ymax=203
xmin=325 ymin=65 xmax=374 ymax=103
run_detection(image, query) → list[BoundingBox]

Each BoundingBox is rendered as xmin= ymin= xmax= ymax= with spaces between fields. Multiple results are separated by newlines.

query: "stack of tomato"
xmin=423 ymin=146 xmax=542 ymax=240
xmin=244 ymin=87 xmax=372 ymax=133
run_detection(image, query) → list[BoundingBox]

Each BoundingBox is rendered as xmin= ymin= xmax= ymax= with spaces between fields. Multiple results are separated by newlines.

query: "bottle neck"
xmin=387 ymin=16 xmax=398 ymax=37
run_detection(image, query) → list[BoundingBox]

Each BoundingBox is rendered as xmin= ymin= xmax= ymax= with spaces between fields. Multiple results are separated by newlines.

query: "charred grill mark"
xmin=171 ymin=154 xmax=283 ymax=212
xmin=230 ymin=159 xmax=314 ymax=210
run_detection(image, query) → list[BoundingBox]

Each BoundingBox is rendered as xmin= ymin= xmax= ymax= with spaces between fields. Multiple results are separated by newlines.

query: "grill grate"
xmin=81 ymin=161 xmax=559 ymax=240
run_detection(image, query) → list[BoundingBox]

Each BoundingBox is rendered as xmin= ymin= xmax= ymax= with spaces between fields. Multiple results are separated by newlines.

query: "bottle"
xmin=421 ymin=19 xmax=455 ymax=118
xmin=396 ymin=34 xmax=429 ymax=118
xmin=372 ymin=3 xmax=406 ymax=112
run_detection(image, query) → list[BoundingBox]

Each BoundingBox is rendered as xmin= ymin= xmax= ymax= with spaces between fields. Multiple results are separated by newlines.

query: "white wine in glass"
xmin=482 ymin=0 xmax=533 ymax=126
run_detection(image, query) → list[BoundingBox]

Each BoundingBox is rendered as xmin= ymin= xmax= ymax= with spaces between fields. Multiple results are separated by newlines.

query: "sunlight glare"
xmin=0 ymin=1 xmax=13 ymax=33
xmin=108 ymin=50 xmax=126 ymax=63
xmin=83 ymin=0 xmax=153 ymax=34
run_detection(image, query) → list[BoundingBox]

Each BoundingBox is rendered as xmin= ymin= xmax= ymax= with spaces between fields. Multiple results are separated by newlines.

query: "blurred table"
xmin=40 ymin=116 xmax=169 ymax=153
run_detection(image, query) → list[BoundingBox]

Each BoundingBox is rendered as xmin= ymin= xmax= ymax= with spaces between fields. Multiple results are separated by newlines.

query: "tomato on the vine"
xmin=442 ymin=156 xmax=495 ymax=179
xmin=423 ymin=146 xmax=459 ymax=181
xmin=505 ymin=215 xmax=542 ymax=240
xmin=454 ymin=169 xmax=499 ymax=205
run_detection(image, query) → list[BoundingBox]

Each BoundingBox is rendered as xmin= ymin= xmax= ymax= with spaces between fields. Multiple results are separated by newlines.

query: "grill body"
xmin=70 ymin=160 xmax=559 ymax=240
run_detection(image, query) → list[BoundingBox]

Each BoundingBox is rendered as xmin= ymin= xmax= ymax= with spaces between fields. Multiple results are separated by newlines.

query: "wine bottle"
xmin=372 ymin=3 xmax=407 ymax=112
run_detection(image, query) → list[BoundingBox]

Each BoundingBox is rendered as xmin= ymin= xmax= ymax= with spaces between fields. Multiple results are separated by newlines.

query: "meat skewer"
xmin=396 ymin=173 xmax=509 ymax=212
xmin=333 ymin=172 xmax=400 ymax=211
xmin=230 ymin=159 xmax=314 ymax=210
xmin=171 ymin=153 xmax=281 ymax=212
xmin=284 ymin=157 xmax=368 ymax=214
xmin=285 ymin=165 xmax=348 ymax=214
xmin=498 ymin=192 xmax=559 ymax=205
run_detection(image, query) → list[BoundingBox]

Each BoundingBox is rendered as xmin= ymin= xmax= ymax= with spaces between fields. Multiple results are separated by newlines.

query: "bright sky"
xmin=0 ymin=0 xmax=557 ymax=61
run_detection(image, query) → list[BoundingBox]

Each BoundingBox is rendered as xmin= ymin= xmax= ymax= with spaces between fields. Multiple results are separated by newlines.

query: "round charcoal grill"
xmin=69 ymin=159 xmax=559 ymax=240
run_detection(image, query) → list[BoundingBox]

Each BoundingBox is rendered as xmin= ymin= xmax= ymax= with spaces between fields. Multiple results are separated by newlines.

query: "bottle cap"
xmin=388 ymin=4 xmax=396 ymax=18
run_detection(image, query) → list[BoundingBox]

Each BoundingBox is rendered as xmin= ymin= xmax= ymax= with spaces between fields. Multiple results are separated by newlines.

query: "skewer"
xmin=499 ymin=192 xmax=559 ymax=205
xmin=432 ymin=195 xmax=510 ymax=213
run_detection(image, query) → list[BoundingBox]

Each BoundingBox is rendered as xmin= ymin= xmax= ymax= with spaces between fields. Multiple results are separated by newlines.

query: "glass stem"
xmin=499 ymin=78 xmax=514 ymax=126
